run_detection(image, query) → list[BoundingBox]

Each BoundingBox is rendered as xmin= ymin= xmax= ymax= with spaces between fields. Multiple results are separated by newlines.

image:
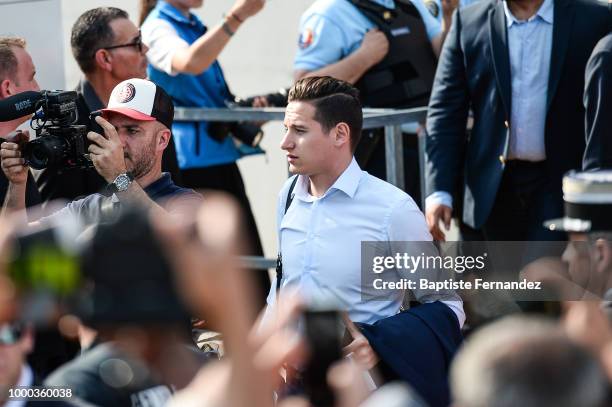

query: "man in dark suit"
xmin=424 ymin=0 xmax=611 ymax=241
xmin=583 ymin=32 xmax=612 ymax=171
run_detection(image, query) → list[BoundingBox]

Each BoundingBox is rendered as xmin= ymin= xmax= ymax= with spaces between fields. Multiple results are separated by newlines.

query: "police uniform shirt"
xmin=423 ymin=0 xmax=481 ymax=24
xmin=294 ymin=0 xmax=443 ymax=72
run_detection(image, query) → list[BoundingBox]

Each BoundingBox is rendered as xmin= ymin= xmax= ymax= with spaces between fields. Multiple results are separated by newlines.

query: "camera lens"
xmin=23 ymin=136 xmax=67 ymax=170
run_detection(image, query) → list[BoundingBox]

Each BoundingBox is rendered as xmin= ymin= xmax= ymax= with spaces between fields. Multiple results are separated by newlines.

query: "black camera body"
xmin=207 ymin=89 xmax=289 ymax=148
xmin=22 ymin=90 xmax=91 ymax=170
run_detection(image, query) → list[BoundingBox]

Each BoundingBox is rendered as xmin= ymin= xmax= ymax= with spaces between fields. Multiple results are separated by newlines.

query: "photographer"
xmin=1 ymin=78 xmax=201 ymax=227
xmin=0 ymin=37 xmax=41 ymax=218
xmin=139 ymin=0 xmax=271 ymax=306
xmin=34 ymin=7 xmax=182 ymax=206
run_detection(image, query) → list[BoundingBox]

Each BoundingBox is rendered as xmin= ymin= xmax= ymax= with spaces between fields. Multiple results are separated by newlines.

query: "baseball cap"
xmin=101 ymin=78 xmax=174 ymax=129
xmin=544 ymin=170 xmax=612 ymax=233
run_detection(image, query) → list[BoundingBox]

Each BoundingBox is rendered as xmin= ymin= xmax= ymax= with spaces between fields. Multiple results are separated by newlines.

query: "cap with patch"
xmin=101 ymin=78 xmax=174 ymax=129
xmin=544 ymin=171 xmax=612 ymax=233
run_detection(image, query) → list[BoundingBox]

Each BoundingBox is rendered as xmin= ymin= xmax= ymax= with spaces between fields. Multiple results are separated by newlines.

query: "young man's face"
xmin=281 ymin=101 xmax=337 ymax=177
xmin=107 ymin=18 xmax=149 ymax=81
xmin=107 ymin=114 xmax=167 ymax=179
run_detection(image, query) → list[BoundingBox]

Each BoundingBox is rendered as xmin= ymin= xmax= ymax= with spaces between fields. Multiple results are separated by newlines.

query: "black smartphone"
xmin=302 ymin=309 xmax=343 ymax=407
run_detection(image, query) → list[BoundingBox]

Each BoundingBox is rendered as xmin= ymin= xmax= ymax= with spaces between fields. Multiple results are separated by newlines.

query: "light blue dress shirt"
xmin=426 ymin=0 xmax=554 ymax=211
xmin=265 ymin=158 xmax=464 ymax=326
xmin=504 ymin=0 xmax=553 ymax=160
xmin=294 ymin=0 xmax=442 ymax=72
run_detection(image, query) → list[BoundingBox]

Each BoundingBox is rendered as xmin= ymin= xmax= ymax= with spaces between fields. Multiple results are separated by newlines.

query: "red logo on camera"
xmin=116 ymin=83 xmax=136 ymax=103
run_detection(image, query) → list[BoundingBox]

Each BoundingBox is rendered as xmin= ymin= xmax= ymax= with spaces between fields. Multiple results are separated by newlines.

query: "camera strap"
xmin=276 ymin=175 xmax=299 ymax=295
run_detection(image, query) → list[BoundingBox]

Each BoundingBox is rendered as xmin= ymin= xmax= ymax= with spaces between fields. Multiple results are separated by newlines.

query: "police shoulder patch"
xmin=424 ymin=0 xmax=440 ymax=18
xmin=298 ymin=28 xmax=315 ymax=49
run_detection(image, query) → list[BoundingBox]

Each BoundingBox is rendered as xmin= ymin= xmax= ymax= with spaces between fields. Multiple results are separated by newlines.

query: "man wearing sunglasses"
xmin=34 ymin=7 xmax=181 ymax=206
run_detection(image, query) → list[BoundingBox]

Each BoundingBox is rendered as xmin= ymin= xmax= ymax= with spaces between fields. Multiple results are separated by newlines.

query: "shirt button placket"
xmin=304 ymin=200 xmax=319 ymax=275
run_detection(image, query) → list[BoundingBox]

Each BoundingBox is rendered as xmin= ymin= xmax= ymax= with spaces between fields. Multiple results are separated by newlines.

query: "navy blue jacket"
xmin=425 ymin=0 xmax=611 ymax=228
xmin=359 ymin=301 xmax=462 ymax=407
xmin=583 ymin=33 xmax=612 ymax=171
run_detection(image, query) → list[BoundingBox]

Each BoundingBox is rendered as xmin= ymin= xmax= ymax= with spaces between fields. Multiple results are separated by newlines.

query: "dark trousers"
xmin=181 ymin=163 xmax=270 ymax=308
xmin=482 ymin=160 xmax=565 ymax=242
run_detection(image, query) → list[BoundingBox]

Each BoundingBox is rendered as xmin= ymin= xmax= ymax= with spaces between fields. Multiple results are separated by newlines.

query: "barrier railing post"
xmin=418 ymin=129 xmax=427 ymax=210
xmin=384 ymin=124 xmax=405 ymax=190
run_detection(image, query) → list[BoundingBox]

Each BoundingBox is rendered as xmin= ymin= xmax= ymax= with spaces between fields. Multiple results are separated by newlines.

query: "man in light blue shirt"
xmin=265 ymin=77 xmax=464 ymax=367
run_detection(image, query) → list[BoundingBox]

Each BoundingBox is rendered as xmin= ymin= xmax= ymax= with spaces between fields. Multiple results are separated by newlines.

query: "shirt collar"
xmin=503 ymin=0 xmax=554 ymax=27
xmin=78 ymin=78 xmax=104 ymax=112
xmin=144 ymin=172 xmax=172 ymax=198
xmin=158 ymin=0 xmax=203 ymax=27
xmin=294 ymin=158 xmax=362 ymax=201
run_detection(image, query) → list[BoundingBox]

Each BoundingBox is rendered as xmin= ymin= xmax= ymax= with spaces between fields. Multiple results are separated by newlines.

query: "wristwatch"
xmin=108 ymin=172 xmax=134 ymax=193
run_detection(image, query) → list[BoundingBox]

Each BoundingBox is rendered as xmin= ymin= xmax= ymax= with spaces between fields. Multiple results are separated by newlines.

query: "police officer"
xmin=544 ymin=171 xmax=612 ymax=300
xmin=293 ymin=0 xmax=457 ymax=206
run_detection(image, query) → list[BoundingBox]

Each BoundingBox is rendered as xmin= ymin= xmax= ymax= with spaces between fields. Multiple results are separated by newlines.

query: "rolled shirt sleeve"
xmin=142 ymin=18 xmax=190 ymax=76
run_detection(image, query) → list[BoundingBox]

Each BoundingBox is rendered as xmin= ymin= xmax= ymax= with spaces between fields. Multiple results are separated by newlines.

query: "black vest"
xmin=352 ymin=0 xmax=437 ymax=108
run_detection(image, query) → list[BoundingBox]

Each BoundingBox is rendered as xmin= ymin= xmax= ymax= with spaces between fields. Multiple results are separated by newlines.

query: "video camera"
xmin=0 ymin=90 xmax=90 ymax=170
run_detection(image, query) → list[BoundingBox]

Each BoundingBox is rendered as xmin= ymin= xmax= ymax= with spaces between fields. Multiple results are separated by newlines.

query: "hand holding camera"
xmin=0 ymin=130 xmax=30 ymax=185
xmin=86 ymin=115 xmax=127 ymax=183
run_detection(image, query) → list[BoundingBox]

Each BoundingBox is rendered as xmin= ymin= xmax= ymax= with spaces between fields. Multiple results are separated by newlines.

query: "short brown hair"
xmin=288 ymin=76 xmax=362 ymax=151
xmin=71 ymin=7 xmax=129 ymax=74
xmin=0 ymin=37 xmax=26 ymax=82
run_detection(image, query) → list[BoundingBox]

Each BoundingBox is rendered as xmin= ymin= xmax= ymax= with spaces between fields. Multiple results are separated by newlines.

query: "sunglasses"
xmin=0 ymin=323 xmax=23 ymax=346
xmin=104 ymin=31 xmax=143 ymax=53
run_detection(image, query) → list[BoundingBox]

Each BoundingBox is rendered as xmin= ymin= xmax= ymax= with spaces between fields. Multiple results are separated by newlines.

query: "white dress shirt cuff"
xmin=440 ymin=300 xmax=466 ymax=328
xmin=425 ymin=191 xmax=453 ymax=211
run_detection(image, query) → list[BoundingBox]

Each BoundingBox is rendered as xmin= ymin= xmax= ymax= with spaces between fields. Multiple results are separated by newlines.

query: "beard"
xmin=127 ymin=137 xmax=157 ymax=179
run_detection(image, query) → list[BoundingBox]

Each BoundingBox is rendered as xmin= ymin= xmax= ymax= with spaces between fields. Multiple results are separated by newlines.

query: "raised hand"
xmin=0 ymin=131 xmax=30 ymax=185
xmin=230 ymin=0 xmax=265 ymax=22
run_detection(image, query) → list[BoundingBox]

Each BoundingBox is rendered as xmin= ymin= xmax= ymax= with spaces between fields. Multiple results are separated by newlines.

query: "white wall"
xmin=60 ymin=0 xmax=314 ymax=258
xmin=0 ymin=0 xmax=66 ymax=90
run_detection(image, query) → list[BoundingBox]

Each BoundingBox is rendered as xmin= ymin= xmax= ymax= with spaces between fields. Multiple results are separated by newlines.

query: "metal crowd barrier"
xmin=174 ymin=106 xmax=428 ymax=270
